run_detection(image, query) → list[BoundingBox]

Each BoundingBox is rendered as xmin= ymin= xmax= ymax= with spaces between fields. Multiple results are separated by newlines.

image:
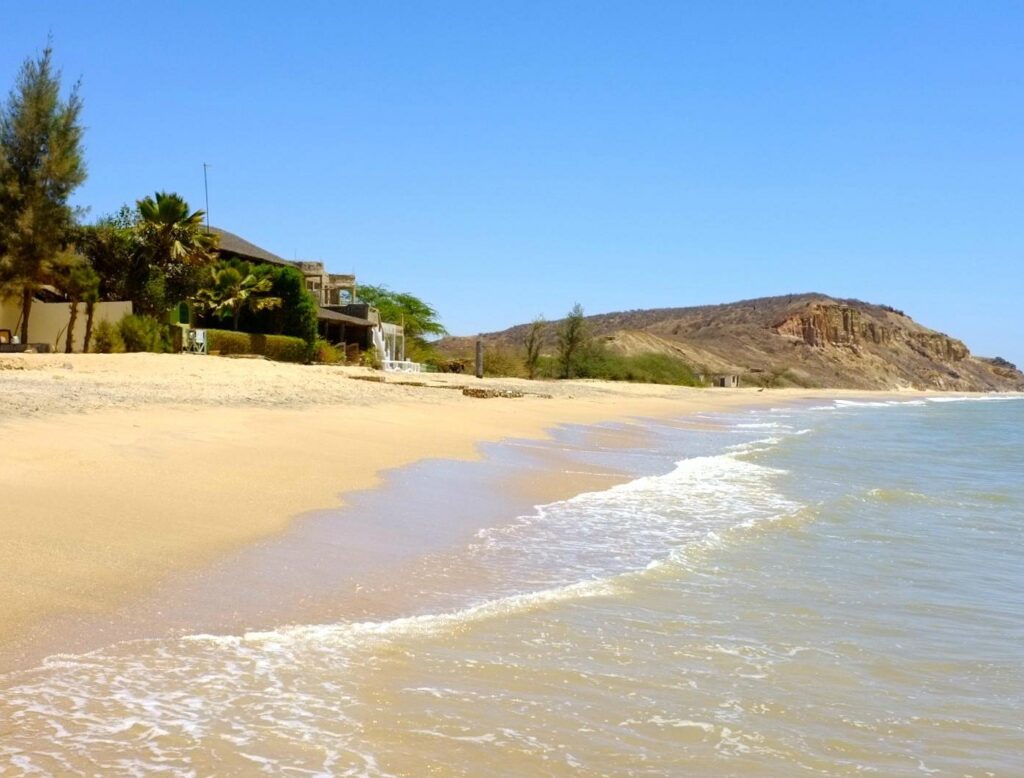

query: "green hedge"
xmin=206 ymin=329 xmax=310 ymax=363
xmin=119 ymin=314 xmax=172 ymax=353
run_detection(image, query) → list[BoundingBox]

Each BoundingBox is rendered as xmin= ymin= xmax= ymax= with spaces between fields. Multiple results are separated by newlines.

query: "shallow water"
xmin=2 ymin=397 xmax=1022 ymax=776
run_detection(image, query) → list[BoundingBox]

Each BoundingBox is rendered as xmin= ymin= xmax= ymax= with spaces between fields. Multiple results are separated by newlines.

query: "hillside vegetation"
xmin=440 ymin=293 xmax=1024 ymax=391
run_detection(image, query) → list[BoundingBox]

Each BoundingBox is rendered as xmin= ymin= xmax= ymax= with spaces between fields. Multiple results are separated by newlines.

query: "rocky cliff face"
xmin=772 ymin=303 xmax=970 ymax=361
xmin=773 ymin=303 xmax=867 ymax=347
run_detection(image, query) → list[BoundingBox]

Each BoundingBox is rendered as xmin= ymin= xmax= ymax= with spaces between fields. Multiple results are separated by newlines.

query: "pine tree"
xmin=0 ymin=44 xmax=86 ymax=344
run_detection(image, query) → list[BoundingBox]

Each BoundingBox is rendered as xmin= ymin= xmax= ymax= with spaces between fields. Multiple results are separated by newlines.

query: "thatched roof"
xmin=207 ymin=226 xmax=293 ymax=267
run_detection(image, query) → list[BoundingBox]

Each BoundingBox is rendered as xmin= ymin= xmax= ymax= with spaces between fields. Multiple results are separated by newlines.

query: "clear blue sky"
xmin=4 ymin=1 xmax=1022 ymax=362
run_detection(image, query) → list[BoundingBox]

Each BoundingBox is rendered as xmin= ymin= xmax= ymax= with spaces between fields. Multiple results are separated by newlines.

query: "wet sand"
xmin=5 ymin=422 xmax=647 ymax=670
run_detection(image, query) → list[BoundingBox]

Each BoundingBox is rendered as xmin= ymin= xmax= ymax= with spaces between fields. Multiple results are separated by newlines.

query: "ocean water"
xmin=2 ymin=397 xmax=1023 ymax=776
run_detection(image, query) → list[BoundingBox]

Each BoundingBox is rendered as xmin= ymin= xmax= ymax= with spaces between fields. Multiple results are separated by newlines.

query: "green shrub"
xmin=483 ymin=344 xmax=526 ymax=377
xmin=559 ymin=342 xmax=701 ymax=386
xmin=405 ymin=339 xmax=440 ymax=364
xmin=312 ymin=338 xmax=343 ymax=364
xmin=118 ymin=314 xmax=170 ymax=353
xmin=593 ymin=352 xmax=701 ymax=385
xmin=532 ymin=354 xmax=562 ymax=379
xmin=361 ymin=345 xmax=382 ymax=369
xmin=206 ymin=329 xmax=309 ymax=363
xmin=91 ymin=319 xmax=124 ymax=353
xmin=236 ymin=265 xmax=318 ymax=344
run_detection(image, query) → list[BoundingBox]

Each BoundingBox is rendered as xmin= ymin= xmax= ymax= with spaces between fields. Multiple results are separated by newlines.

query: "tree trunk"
xmin=233 ymin=304 xmax=241 ymax=331
xmin=65 ymin=299 xmax=79 ymax=353
xmin=83 ymin=301 xmax=96 ymax=353
xmin=20 ymin=288 xmax=32 ymax=344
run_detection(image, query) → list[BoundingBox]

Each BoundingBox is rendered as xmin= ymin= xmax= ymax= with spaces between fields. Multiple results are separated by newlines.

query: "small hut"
xmin=713 ymin=375 xmax=740 ymax=388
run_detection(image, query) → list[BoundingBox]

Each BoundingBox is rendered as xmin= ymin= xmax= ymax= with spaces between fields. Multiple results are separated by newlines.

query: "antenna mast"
xmin=202 ymin=163 xmax=211 ymax=230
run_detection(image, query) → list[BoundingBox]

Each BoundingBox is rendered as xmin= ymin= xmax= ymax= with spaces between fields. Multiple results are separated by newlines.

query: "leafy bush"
xmin=91 ymin=319 xmax=124 ymax=353
xmin=312 ymin=338 xmax=343 ymax=364
xmin=361 ymin=345 xmax=382 ymax=369
xmin=539 ymin=341 xmax=701 ymax=386
xmin=483 ymin=344 xmax=526 ymax=377
xmin=236 ymin=265 xmax=318 ymax=344
xmin=118 ymin=314 xmax=170 ymax=353
xmin=206 ymin=329 xmax=309 ymax=363
xmin=603 ymin=352 xmax=701 ymax=385
xmin=405 ymin=339 xmax=440 ymax=364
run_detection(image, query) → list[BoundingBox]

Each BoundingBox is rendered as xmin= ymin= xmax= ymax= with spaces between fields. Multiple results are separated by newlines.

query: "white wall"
xmin=0 ymin=295 xmax=132 ymax=352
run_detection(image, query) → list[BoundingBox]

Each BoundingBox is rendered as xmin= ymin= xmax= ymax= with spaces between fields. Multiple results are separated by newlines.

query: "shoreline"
xmin=0 ymin=353 xmax=972 ymax=672
xmin=3 ymin=418 xmax=655 ymax=672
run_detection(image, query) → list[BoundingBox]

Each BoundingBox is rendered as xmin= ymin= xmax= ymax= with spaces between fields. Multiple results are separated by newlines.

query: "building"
xmin=207 ymin=229 xmax=356 ymax=306
xmin=207 ymin=227 xmax=404 ymax=362
xmin=294 ymin=261 xmax=356 ymax=307
xmin=0 ymin=289 xmax=131 ymax=353
xmin=713 ymin=374 xmax=740 ymax=388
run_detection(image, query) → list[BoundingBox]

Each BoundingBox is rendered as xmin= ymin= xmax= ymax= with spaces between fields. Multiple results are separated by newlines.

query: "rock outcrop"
xmin=772 ymin=303 xmax=970 ymax=362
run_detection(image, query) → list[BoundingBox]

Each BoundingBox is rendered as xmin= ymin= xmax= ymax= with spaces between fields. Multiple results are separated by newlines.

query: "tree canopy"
xmin=194 ymin=259 xmax=281 ymax=331
xmin=557 ymin=303 xmax=588 ymax=378
xmin=0 ymin=43 xmax=86 ymax=342
xmin=357 ymin=284 xmax=446 ymax=357
xmin=134 ymin=192 xmax=216 ymax=313
xmin=357 ymin=285 xmax=446 ymax=339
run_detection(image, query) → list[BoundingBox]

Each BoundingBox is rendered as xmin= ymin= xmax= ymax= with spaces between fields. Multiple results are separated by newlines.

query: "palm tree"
xmin=135 ymin=192 xmax=216 ymax=313
xmin=136 ymin=192 xmax=215 ymax=266
xmin=195 ymin=260 xmax=281 ymax=331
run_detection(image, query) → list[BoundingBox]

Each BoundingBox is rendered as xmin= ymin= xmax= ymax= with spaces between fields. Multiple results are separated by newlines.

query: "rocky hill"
xmin=444 ymin=293 xmax=1024 ymax=391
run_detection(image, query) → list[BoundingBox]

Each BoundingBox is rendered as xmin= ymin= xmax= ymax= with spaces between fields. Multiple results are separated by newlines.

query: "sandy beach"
xmin=1 ymin=353 xmax=915 ymax=670
xmin=2 ymin=355 xmax=1021 ymax=775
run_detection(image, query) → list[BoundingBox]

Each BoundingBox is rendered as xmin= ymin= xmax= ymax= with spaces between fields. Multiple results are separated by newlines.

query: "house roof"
xmin=317 ymin=307 xmax=376 ymax=326
xmin=207 ymin=226 xmax=293 ymax=267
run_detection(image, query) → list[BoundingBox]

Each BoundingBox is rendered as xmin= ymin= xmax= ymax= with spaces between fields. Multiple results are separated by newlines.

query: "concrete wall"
xmin=0 ymin=296 xmax=132 ymax=352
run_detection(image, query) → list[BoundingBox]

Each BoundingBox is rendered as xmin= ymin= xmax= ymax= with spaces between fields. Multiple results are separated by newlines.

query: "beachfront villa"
xmin=208 ymin=227 xmax=406 ymax=364
xmin=0 ymin=227 xmax=404 ymax=364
